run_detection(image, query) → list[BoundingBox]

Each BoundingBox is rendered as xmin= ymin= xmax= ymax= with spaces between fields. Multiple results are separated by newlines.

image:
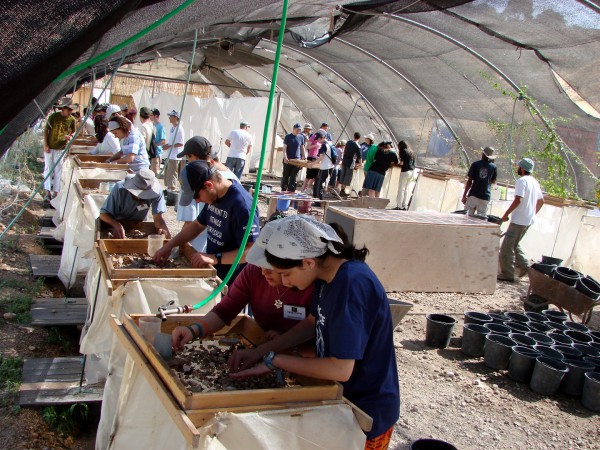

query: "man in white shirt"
xmin=138 ymin=107 xmax=155 ymax=151
xmin=163 ymin=110 xmax=185 ymax=191
xmin=224 ymin=121 xmax=253 ymax=179
xmin=498 ymin=158 xmax=544 ymax=282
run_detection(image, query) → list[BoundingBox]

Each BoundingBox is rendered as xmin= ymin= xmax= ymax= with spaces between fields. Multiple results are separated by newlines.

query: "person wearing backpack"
xmin=312 ymin=132 xmax=337 ymax=199
xmin=139 ymin=107 xmax=157 ymax=170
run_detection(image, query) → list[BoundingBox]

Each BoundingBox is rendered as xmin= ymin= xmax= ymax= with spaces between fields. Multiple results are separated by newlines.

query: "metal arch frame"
xmin=384 ymin=12 xmax=579 ymax=190
xmin=265 ymin=40 xmax=397 ymax=145
xmin=334 ymin=37 xmax=470 ymax=166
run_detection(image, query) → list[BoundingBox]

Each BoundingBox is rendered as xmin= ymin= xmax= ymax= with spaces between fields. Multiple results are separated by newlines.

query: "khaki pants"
xmin=499 ymin=222 xmax=529 ymax=280
xmin=165 ymin=159 xmax=183 ymax=190
xmin=466 ymin=196 xmax=489 ymax=216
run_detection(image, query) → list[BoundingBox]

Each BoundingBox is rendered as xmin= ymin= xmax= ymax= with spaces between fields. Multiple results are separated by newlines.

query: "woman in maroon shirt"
xmin=172 ymin=263 xmax=313 ymax=349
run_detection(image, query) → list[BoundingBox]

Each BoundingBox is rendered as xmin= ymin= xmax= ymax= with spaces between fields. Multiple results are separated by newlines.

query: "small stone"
xmin=28 ymin=346 xmax=36 ymax=351
xmin=3 ymin=312 xmax=16 ymax=320
xmin=445 ymin=371 xmax=455 ymax=377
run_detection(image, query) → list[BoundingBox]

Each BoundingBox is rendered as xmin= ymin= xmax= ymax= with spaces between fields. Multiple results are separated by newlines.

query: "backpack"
xmin=147 ymin=132 xmax=157 ymax=159
xmin=326 ymin=143 xmax=338 ymax=165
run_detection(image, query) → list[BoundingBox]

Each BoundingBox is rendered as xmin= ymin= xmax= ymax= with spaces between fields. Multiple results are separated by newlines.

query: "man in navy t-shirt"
xmin=462 ymin=146 xmax=498 ymax=216
xmin=281 ymin=123 xmax=306 ymax=192
xmin=153 ymin=158 xmax=259 ymax=284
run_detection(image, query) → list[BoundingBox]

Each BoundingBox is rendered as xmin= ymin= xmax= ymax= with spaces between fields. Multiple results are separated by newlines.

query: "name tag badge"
xmin=136 ymin=203 xmax=149 ymax=211
xmin=283 ymin=305 xmax=306 ymax=321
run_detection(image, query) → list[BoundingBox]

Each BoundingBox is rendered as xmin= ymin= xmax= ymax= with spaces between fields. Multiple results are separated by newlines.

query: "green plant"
xmin=481 ymin=71 xmax=597 ymax=200
xmin=46 ymin=326 xmax=73 ymax=352
xmin=0 ymin=355 xmax=23 ymax=407
xmin=0 ymin=277 xmax=43 ymax=324
xmin=42 ymin=403 xmax=89 ymax=437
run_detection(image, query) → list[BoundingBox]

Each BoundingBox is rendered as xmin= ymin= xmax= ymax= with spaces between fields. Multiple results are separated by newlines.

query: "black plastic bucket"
xmin=589 ymin=331 xmax=600 ymax=343
xmin=488 ymin=313 xmax=508 ymax=324
xmin=543 ymin=310 xmax=568 ymax=324
xmin=541 ymin=255 xmax=563 ymax=266
xmin=572 ymin=343 xmax=600 ymax=358
xmin=565 ymin=321 xmax=589 ymax=333
xmin=484 ymin=334 xmax=516 ymax=370
xmin=547 ymin=322 xmax=569 ymax=332
xmin=504 ymin=311 xmax=528 ymax=323
xmin=508 ymin=346 xmax=539 ymax=383
xmin=553 ymin=267 xmax=581 ymax=287
xmin=531 ymin=263 xmax=556 ymax=276
xmin=552 ymin=344 xmax=582 ymax=360
xmin=525 ymin=311 xmax=547 ymax=323
xmin=509 ymin=333 xmax=536 ymax=347
xmin=589 ymin=342 xmax=600 ymax=352
xmin=484 ymin=323 xmax=511 ymax=335
xmin=582 ymin=372 xmax=600 ymax=412
xmin=530 ymin=357 xmax=569 ymax=396
xmin=461 ymin=323 xmax=489 ymax=357
xmin=561 ymin=359 xmax=594 ymax=397
xmin=463 ymin=311 xmax=493 ymax=326
xmin=576 ymin=277 xmax=600 ymax=300
xmin=548 ymin=332 xmax=573 ymax=346
xmin=425 ymin=314 xmax=457 ymax=348
xmin=533 ymin=345 xmax=563 ymax=360
xmin=583 ymin=356 xmax=600 ymax=372
xmin=505 ymin=321 xmax=531 ymax=334
xmin=527 ymin=321 xmax=552 ymax=334
xmin=525 ymin=332 xmax=554 ymax=346
xmin=411 ymin=438 xmax=457 ymax=450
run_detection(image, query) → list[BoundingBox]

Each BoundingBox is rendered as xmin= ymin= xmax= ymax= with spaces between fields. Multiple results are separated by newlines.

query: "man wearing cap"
xmin=163 ymin=110 xmax=185 ymax=191
xmin=224 ymin=121 xmax=253 ymax=179
xmin=318 ymin=122 xmax=333 ymax=142
xmin=337 ymin=132 xmax=362 ymax=196
xmin=462 ymin=146 xmax=498 ymax=216
xmin=150 ymin=109 xmax=166 ymax=174
xmin=281 ymin=123 xmax=306 ymax=192
xmin=99 ymin=168 xmax=170 ymax=239
xmin=43 ymin=98 xmax=76 ymax=200
xmin=153 ymin=160 xmax=260 ymax=284
xmin=175 ymin=136 xmax=238 ymax=252
xmin=498 ymin=158 xmax=544 ymax=282
xmin=105 ymin=104 xmax=122 ymax=120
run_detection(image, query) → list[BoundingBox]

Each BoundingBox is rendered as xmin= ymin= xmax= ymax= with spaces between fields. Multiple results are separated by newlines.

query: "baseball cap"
xmin=140 ymin=107 xmax=152 ymax=116
xmin=54 ymin=97 xmax=74 ymax=110
xmin=246 ymin=215 xmax=343 ymax=269
xmin=364 ymin=133 xmax=375 ymax=141
xmin=177 ymin=136 xmax=212 ymax=159
xmin=314 ymin=131 xmax=326 ymax=139
xmin=482 ymin=146 xmax=497 ymax=160
xmin=151 ymin=108 xmax=160 ymax=116
xmin=179 ymin=161 xmax=216 ymax=207
xmin=518 ymin=158 xmax=534 ymax=172
xmin=321 ymin=122 xmax=328 ymax=128
xmin=123 ymin=169 xmax=161 ymax=200
xmin=167 ymin=110 xmax=180 ymax=118
xmin=106 ymin=104 xmax=121 ymax=117
xmin=303 ymin=123 xmax=312 ymax=129
xmin=293 ymin=123 xmax=302 ymax=129
xmin=240 ymin=121 xmax=249 ymax=127
xmin=107 ymin=120 xmax=120 ymax=131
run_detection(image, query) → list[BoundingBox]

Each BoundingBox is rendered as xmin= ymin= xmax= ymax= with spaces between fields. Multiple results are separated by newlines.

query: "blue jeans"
xmin=225 ymin=157 xmax=245 ymax=179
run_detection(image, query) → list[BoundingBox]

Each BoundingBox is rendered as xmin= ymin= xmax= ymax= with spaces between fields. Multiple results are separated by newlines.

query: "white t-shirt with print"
xmin=511 ymin=175 xmax=543 ymax=226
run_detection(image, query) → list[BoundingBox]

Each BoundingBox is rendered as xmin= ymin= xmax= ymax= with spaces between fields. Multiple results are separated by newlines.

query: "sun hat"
xmin=518 ymin=158 xmax=535 ymax=172
xmin=482 ymin=146 xmax=497 ymax=160
xmin=54 ymin=97 xmax=74 ymax=110
xmin=246 ymin=215 xmax=343 ymax=269
xmin=177 ymin=136 xmax=212 ymax=159
xmin=303 ymin=123 xmax=312 ymax=129
xmin=123 ymin=169 xmax=161 ymax=200
xmin=179 ymin=161 xmax=216 ymax=207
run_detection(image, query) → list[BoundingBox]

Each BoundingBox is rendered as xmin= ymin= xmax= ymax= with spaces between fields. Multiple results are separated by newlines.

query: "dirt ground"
xmin=388 ymin=284 xmax=600 ymax=450
xmin=1 ymin=181 xmax=599 ymax=449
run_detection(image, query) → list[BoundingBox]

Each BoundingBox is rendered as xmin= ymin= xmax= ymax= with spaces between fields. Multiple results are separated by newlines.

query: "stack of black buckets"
xmin=459 ymin=309 xmax=600 ymax=410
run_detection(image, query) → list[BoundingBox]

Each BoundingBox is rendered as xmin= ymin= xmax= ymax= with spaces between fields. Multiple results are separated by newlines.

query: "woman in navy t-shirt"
xmin=230 ymin=215 xmax=400 ymax=448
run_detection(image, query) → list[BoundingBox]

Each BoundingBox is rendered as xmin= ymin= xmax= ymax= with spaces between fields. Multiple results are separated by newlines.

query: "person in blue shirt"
xmin=229 ymin=215 xmax=400 ymax=448
xmin=150 ymin=109 xmax=167 ymax=174
xmin=105 ymin=115 xmax=150 ymax=172
xmin=280 ymin=123 xmax=306 ymax=192
xmin=99 ymin=169 xmax=170 ymax=239
xmin=153 ymin=159 xmax=260 ymax=284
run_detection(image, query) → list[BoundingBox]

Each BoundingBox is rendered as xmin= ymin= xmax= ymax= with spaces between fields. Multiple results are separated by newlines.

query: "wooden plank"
xmin=110 ymin=316 xmax=201 ymax=447
xmin=31 ymin=298 xmax=87 ymax=326
xmin=29 ymin=255 xmax=61 ymax=277
xmin=94 ymin=243 xmax=114 ymax=296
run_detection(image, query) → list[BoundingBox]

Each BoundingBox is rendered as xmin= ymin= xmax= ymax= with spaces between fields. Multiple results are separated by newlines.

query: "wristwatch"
xmin=263 ymin=351 xmax=278 ymax=371
xmin=214 ymin=252 xmax=222 ymax=265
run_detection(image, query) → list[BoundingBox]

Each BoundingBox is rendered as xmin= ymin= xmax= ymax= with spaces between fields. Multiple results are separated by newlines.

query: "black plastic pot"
xmin=527 ymin=321 xmax=552 ymax=334
xmin=411 ymin=438 xmax=458 ymax=450
xmin=582 ymin=356 xmax=600 ymax=372
xmin=541 ymin=255 xmax=563 ymax=266
xmin=533 ymin=345 xmax=564 ymax=360
xmin=547 ymin=322 xmax=569 ymax=332
xmin=509 ymin=333 xmax=536 ymax=347
xmin=505 ymin=311 xmax=528 ymax=323
xmin=530 ymin=357 xmax=569 ymax=396
xmin=525 ymin=311 xmax=547 ymax=323
xmin=531 ymin=263 xmax=556 ymax=276
xmin=425 ymin=314 xmax=457 ymax=348
xmin=508 ymin=346 xmax=539 ymax=383
xmin=487 ymin=215 xmax=503 ymax=225
xmin=484 ymin=334 xmax=516 ymax=370
xmin=484 ymin=323 xmax=511 ymax=335
xmin=565 ymin=321 xmax=589 ymax=333
xmin=548 ymin=332 xmax=573 ymax=346
xmin=525 ymin=332 xmax=554 ymax=346
xmin=543 ymin=310 xmax=568 ymax=324
xmin=589 ymin=342 xmax=600 ymax=352
xmin=552 ymin=344 xmax=582 ymax=360
xmin=488 ymin=312 xmax=508 ymax=323
xmin=505 ymin=321 xmax=531 ymax=334
xmin=565 ymin=330 xmax=593 ymax=345
xmin=463 ymin=311 xmax=493 ymax=326
xmin=573 ymin=343 xmax=600 ymax=358
xmin=575 ymin=276 xmax=600 ymax=300
xmin=589 ymin=331 xmax=600 ymax=343
xmin=553 ymin=266 xmax=581 ymax=286
xmin=581 ymin=372 xmax=600 ymax=412
xmin=461 ymin=323 xmax=489 ymax=357
xmin=561 ymin=359 xmax=595 ymax=397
